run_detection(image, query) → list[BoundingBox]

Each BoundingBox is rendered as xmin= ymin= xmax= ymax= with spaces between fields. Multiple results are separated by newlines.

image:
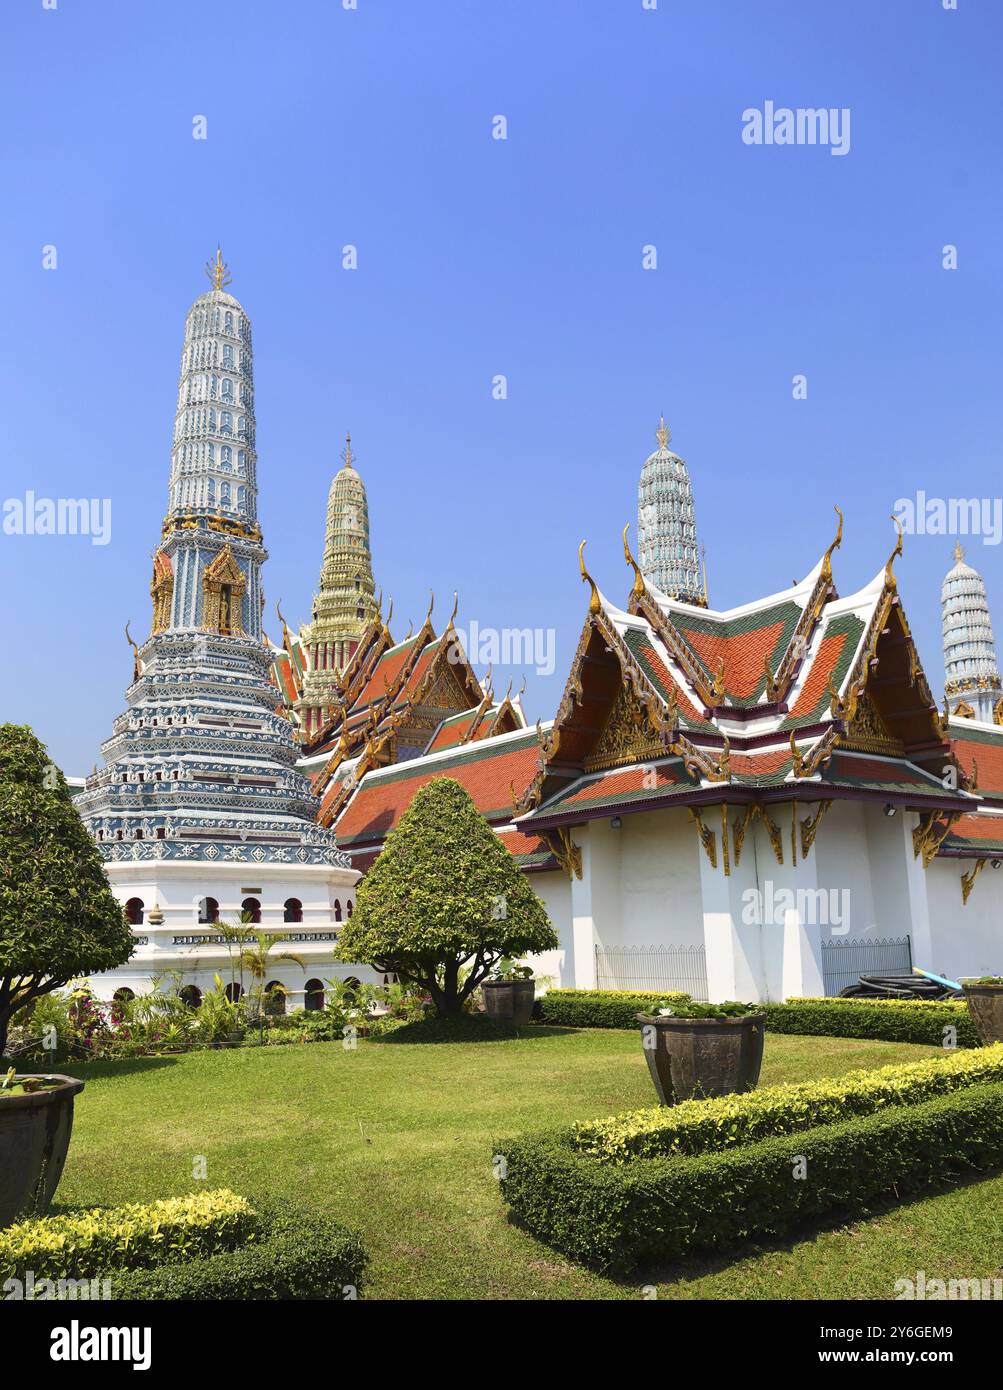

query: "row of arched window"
xmin=124 ymin=896 xmax=353 ymax=926
xmin=113 ymin=979 xmax=338 ymax=1013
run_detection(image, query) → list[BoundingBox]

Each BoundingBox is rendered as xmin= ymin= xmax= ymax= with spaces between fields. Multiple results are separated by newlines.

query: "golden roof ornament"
xmin=578 ymin=540 xmax=602 ymax=616
xmin=340 ymin=433 xmax=356 ymax=471
xmin=955 ymin=540 xmax=965 ymax=564
xmin=205 ymin=246 xmax=232 ymax=291
xmin=655 ymin=416 xmax=671 ymax=450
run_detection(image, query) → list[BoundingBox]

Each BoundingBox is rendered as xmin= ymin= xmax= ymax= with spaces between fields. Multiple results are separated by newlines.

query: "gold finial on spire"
xmin=341 ymin=433 xmax=356 ymax=470
xmin=655 ymin=415 xmax=671 ymax=450
xmin=955 ymin=540 xmax=965 ymax=563
xmin=205 ymin=245 xmax=231 ymax=291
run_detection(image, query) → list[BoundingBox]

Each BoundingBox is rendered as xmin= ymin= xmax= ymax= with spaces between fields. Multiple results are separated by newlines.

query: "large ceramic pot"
xmin=961 ymin=982 xmax=1003 ymax=1046
xmin=0 ymin=1074 xmax=85 ymax=1229
xmin=482 ymin=980 xmax=535 ymax=1027
xmin=637 ymin=1013 xmax=766 ymax=1105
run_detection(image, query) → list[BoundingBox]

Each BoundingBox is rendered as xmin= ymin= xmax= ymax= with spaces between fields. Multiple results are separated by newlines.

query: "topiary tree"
xmin=335 ymin=777 xmax=558 ymax=1016
xmin=0 ymin=724 xmax=133 ymax=1056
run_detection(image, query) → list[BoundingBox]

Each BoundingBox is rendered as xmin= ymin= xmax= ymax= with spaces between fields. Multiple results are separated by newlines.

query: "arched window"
xmin=264 ymin=981 xmax=286 ymax=1016
xmin=220 ymin=411 xmax=232 ymax=435
xmin=180 ymin=985 xmax=202 ymax=1010
xmin=225 ymin=982 xmax=243 ymax=1004
xmin=222 ymin=343 xmax=234 ymax=368
xmin=221 ymin=379 xmax=234 ymax=402
xmin=333 ymin=899 xmax=342 ymax=922
xmin=304 ymin=979 xmax=325 ymax=1012
xmin=241 ymin=897 xmax=261 ymax=924
xmin=237 ymin=485 xmax=247 ymax=512
xmin=125 ymin=897 xmax=144 ymax=925
xmin=347 ymin=899 xmax=353 ymax=917
xmin=197 ymin=896 xmax=219 ymax=924
xmin=225 ymin=311 xmax=233 ymax=333
xmin=343 ymin=977 xmax=362 ymax=1003
xmin=221 ymin=481 xmax=231 ymax=508
xmin=113 ymin=987 xmax=135 ymax=1003
xmin=283 ymin=898 xmax=303 ymax=923
xmin=221 ymin=445 xmax=232 ymax=466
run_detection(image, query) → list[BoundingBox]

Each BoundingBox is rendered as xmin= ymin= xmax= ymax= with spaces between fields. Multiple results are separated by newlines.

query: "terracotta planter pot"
xmin=0 ymin=1074 xmax=85 ymax=1229
xmin=962 ymin=983 xmax=1003 ymax=1046
xmin=637 ymin=1013 xmax=766 ymax=1105
xmin=482 ymin=980 xmax=535 ymax=1026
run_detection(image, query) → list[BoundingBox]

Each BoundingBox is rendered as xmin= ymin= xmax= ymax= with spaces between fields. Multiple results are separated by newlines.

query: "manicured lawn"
xmin=56 ymin=1027 xmax=1003 ymax=1300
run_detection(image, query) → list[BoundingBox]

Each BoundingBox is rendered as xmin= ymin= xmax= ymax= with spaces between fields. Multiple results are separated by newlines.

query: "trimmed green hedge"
xmin=762 ymin=996 xmax=978 ymax=1048
xmin=574 ymin=1043 xmax=1003 ymax=1163
xmin=498 ymin=1081 xmax=1003 ymax=1273
xmin=111 ymin=1206 xmax=367 ymax=1301
xmin=533 ymin=989 xmax=689 ymax=1030
xmin=0 ymin=1190 xmax=255 ymax=1283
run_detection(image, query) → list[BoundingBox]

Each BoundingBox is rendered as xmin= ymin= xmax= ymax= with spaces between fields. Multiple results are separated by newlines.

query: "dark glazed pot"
xmin=962 ymin=983 xmax=1003 ymax=1046
xmin=637 ymin=1013 xmax=766 ymax=1105
xmin=0 ymin=1075 xmax=85 ymax=1228
xmin=482 ymin=980 xmax=535 ymax=1026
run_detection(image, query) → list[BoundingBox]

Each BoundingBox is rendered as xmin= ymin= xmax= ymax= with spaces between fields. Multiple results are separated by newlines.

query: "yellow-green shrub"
xmin=574 ymin=1043 xmax=1003 ymax=1163
xmin=0 ymin=1189 xmax=256 ymax=1282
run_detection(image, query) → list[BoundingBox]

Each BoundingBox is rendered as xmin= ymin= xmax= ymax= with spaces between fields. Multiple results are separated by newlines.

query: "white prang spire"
xmin=942 ymin=541 xmax=1002 ymax=722
xmin=637 ymin=418 xmax=706 ymax=606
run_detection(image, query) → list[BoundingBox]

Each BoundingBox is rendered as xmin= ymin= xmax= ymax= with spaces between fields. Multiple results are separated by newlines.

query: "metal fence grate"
xmin=820 ymin=935 xmax=912 ymax=997
xmin=594 ymin=943 xmax=709 ymax=1001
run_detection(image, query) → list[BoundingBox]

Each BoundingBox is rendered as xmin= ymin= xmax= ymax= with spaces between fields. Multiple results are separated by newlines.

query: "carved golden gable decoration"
xmin=202 ymin=544 xmax=246 ymax=636
xmin=839 ymin=688 xmax=903 ymax=756
xmin=584 ymin=681 xmax=666 ymax=772
xmin=955 ymin=700 xmax=976 ymax=721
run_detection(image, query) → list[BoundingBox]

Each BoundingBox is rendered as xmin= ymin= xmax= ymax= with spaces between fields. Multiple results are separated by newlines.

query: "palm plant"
xmin=242 ymin=932 xmax=305 ymax=1043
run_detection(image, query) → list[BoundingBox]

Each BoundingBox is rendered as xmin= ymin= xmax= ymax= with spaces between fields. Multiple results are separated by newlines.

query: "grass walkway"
xmin=56 ymin=1027 xmax=1003 ymax=1300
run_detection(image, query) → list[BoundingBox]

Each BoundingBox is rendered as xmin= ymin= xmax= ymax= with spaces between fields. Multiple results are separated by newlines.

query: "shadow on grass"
xmin=50 ymin=1055 xmax=182 ymax=1082
xmin=370 ymin=1018 xmax=578 ymax=1045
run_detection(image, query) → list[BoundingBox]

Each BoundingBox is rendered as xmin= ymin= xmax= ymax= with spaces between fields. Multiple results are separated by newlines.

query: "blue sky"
xmin=1 ymin=0 xmax=1001 ymax=773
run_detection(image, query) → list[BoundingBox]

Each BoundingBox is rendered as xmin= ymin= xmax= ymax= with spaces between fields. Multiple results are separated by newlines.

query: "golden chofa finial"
xmin=955 ymin=540 xmax=965 ymax=564
xmin=655 ymin=415 xmax=671 ymax=450
xmin=579 ymin=540 xmax=602 ymax=616
xmin=885 ymin=514 xmax=904 ymax=590
xmin=205 ymin=245 xmax=232 ymax=291
xmin=341 ymin=433 xmax=356 ymax=470
xmin=622 ymin=524 xmax=646 ymax=598
xmin=821 ymin=505 xmax=844 ymax=584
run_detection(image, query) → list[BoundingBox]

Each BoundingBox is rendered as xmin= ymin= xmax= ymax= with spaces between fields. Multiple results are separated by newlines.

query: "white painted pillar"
xmin=570 ymin=824 xmax=597 ymax=989
xmin=694 ymin=805 xmax=766 ymax=1002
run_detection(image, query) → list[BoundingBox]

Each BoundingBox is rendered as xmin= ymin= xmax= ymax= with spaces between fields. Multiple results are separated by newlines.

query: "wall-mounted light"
xmin=610 ymin=816 xmax=622 ymax=829
xmin=883 ymin=803 xmax=897 ymax=817
xmin=992 ymin=859 xmax=1002 ymax=870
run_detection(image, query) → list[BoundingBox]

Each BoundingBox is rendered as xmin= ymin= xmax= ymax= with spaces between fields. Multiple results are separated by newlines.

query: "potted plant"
xmin=0 ymin=1066 xmax=85 ymax=1228
xmin=482 ymin=959 xmax=536 ymax=1026
xmin=636 ymin=999 xmax=766 ymax=1105
xmin=961 ymin=976 xmax=1003 ymax=1046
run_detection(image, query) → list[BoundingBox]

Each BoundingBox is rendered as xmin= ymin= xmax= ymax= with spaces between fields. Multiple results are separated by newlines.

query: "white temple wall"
xmin=620 ymin=809 xmax=704 ymax=949
xmin=928 ymin=858 xmax=1003 ymax=980
xmin=526 ymin=869 xmax=573 ymax=988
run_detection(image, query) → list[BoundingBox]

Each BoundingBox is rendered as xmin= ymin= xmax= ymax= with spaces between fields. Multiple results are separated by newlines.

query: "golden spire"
xmin=655 ymin=415 xmax=671 ymax=450
xmin=340 ymin=433 xmax=356 ymax=471
xmin=204 ymin=245 xmax=232 ymax=291
xmin=885 ymin=514 xmax=904 ymax=590
xmin=955 ymin=540 xmax=965 ymax=563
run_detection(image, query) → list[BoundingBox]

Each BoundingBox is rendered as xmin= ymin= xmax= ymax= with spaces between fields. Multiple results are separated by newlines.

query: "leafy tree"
xmin=335 ymin=777 xmax=557 ymax=1016
xmin=0 ymin=724 xmax=133 ymax=1055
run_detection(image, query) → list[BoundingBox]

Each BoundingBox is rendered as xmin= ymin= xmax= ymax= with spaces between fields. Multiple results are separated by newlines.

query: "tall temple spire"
xmin=297 ymin=433 xmax=378 ymax=736
xmin=637 ymin=418 xmax=705 ymax=606
xmin=77 ymin=262 xmax=345 ymax=868
xmin=942 ymin=544 xmax=1003 ymax=723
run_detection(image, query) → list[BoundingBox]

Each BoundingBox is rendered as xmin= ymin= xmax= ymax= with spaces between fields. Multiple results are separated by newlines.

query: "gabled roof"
xmin=513 ymin=519 xmax=970 ymax=831
xmin=949 ymin=718 xmax=1003 ymax=803
xmin=330 ymin=725 xmax=547 ymax=847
